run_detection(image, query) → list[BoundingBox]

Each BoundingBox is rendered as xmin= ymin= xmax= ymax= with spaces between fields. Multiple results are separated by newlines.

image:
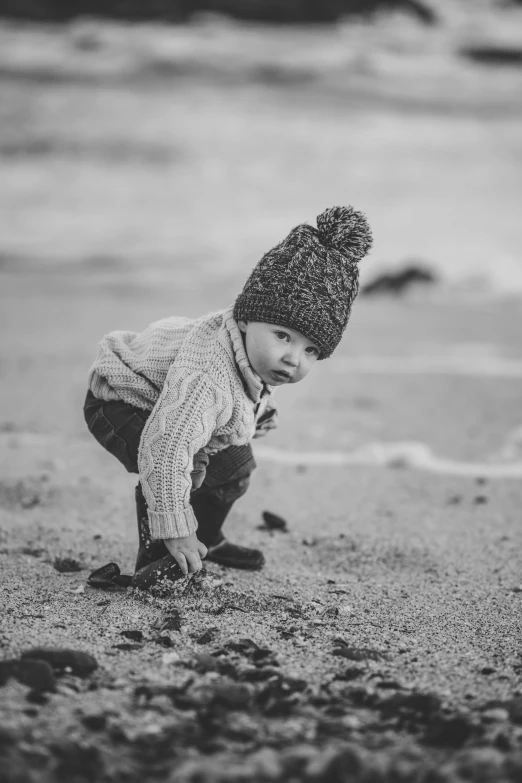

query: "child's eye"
xmin=275 ymin=331 xmax=289 ymax=341
xmin=306 ymin=346 xmax=319 ymax=356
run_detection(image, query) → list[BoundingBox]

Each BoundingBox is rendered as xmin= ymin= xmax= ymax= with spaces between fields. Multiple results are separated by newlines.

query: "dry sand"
xmin=2 ymin=10 xmax=522 ymax=782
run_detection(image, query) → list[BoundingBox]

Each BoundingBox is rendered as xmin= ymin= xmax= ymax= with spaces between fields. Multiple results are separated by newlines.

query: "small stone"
xmin=261 ymin=510 xmax=288 ymax=531
xmin=112 ymin=574 xmax=133 ymax=587
xmin=473 ymin=495 xmax=488 ymax=505
xmin=87 ymin=562 xmax=121 ymax=588
xmin=131 ymin=555 xmax=184 ymax=590
xmin=120 ymin=630 xmax=144 ymax=643
xmin=209 ymin=682 xmax=251 ymax=710
xmin=511 ymin=586 xmax=522 ymax=593
xmin=156 ymin=610 xmax=183 ymax=632
xmin=424 ymin=713 xmax=475 ymax=748
xmin=15 ymin=660 xmax=56 ymax=692
xmin=332 ymin=646 xmax=386 ymax=662
xmin=302 ymin=537 xmax=317 ymax=546
xmin=480 ymin=666 xmax=496 ymax=675
xmin=69 ymin=585 xmax=85 ymax=594
xmin=82 ymin=712 xmax=107 ymax=731
xmin=21 ymin=648 xmax=98 ymax=676
xmin=196 ymin=627 xmax=219 ymax=645
xmin=112 ymin=643 xmax=142 ymax=651
xmin=153 ymin=634 xmax=174 ymax=648
xmin=446 ymin=494 xmax=462 ymax=505
xmin=54 ymin=557 xmax=82 ymax=573
xmin=333 ymin=667 xmax=366 ymax=682
xmin=193 ymin=653 xmax=220 ymax=673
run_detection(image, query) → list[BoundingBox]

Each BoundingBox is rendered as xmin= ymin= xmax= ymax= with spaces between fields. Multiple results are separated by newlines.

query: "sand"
xmin=2 ymin=8 xmax=522 ymax=781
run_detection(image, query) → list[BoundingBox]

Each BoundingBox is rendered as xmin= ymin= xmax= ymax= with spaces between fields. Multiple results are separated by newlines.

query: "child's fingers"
xmin=184 ymin=551 xmax=202 ymax=573
xmin=198 ymin=541 xmax=208 ymax=559
xmin=172 ymin=552 xmax=188 ymax=575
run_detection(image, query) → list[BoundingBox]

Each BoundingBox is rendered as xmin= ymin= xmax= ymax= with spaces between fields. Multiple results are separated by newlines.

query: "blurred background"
xmin=1 ymin=0 xmax=522 ymax=448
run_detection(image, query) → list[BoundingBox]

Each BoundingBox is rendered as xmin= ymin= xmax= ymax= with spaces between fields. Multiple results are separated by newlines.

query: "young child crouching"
xmin=84 ymin=206 xmax=372 ymax=588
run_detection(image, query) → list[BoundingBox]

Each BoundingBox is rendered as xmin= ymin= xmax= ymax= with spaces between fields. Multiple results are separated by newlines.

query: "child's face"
xmin=238 ymin=320 xmax=320 ymax=386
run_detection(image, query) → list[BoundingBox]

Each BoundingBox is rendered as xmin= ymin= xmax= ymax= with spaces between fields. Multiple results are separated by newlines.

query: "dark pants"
xmin=83 ymin=390 xmax=255 ymax=545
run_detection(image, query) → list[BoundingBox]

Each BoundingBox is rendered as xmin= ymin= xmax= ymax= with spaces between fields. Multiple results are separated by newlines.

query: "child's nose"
xmin=283 ymin=350 xmax=299 ymax=368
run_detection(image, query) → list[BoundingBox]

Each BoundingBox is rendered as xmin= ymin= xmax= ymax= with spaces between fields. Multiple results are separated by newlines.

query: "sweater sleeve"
xmin=138 ymin=367 xmax=225 ymax=540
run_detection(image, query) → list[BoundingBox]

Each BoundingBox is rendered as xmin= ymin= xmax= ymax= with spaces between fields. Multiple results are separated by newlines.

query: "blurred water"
xmin=0 ymin=13 xmax=521 ymax=293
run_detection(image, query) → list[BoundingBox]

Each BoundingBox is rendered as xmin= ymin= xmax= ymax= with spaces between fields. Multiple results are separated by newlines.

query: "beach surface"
xmin=1 ymin=9 xmax=522 ymax=781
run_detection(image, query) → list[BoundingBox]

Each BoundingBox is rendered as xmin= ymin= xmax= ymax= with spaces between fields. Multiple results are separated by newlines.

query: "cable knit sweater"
xmin=88 ymin=306 xmax=277 ymax=539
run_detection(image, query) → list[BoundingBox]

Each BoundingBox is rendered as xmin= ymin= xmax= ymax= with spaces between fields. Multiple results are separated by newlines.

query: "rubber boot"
xmin=191 ymin=491 xmax=265 ymax=570
xmin=134 ymin=483 xmax=169 ymax=572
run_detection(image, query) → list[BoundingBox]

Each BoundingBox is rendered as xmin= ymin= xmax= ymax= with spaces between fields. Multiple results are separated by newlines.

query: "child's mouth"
xmin=271 ymin=370 xmax=291 ymax=382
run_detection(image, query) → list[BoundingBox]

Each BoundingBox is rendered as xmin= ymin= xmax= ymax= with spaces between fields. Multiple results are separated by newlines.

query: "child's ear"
xmin=238 ymin=320 xmax=248 ymax=333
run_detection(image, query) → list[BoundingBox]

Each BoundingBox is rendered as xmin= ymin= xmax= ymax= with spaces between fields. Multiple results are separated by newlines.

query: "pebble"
xmin=196 ymin=627 xmax=219 ymax=645
xmin=1 ymin=659 xmax=56 ymax=692
xmin=87 ymin=562 xmax=121 ymax=587
xmin=120 ymin=630 xmax=144 ymax=642
xmin=131 ymin=555 xmax=184 ymax=590
xmin=21 ymin=648 xmax=98 ymax=676
xmin=260 ymin=510 xmax=288 ymax=531
xmin=54 ymin=557 xmax=82 ymax=573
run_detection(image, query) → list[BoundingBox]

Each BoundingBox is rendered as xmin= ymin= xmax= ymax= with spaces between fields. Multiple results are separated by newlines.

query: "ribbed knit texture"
xmin=88 ymin=307 xmax=276 ymax=539
xmin=234 ymin=206 xmax=373 ymax=358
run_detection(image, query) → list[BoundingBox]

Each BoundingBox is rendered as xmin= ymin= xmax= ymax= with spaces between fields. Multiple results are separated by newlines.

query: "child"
xmin=84 ymin=206 xmax=372 ymax=588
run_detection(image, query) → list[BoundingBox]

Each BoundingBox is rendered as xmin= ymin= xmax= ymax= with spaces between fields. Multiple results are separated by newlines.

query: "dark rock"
xmin=87 ymin=562 xmax=121 ymax=587
xmin=196 ymin=627 xmax=219 ymax=645
xmin=82 ymin=712 xmax=107 ymax=731
xmin=193 ymin=653 xmax=220 ymax=673
xmin=238 ymin=666 xmax=281 ymax=683
xmin=424 ymin=713 xmax=475 ymax=748
xmin=111 ymin=574 xmax=133 ymax=587
xmin=446 ymin=494 xmax=462 ymax=505
xmin=156 ymin=610 xmax=183 ymax=632
xmin=375 ymin=679 xmax=404 ymax=690
xmin=26 ymin=689 xmax=49 ymax=705
xmin=332 ymin=646 xmax=387 ymax=662
xmin=54 ymin=556 xmax=82 ymax=573
xmin=481 ymin=666 xmax=496 ymax=675
xmin=15 ymin=659 xmax=56 ymax=692
xmin=360 ymin=263 xmax=437 ymax=297
xmin=21 ymin=648 xmax=98 ymax=676
xmin=225 ymin=638 xmax=260 ymax=655
xmin=112 ymin=643 xmax=143 ymax=651
xmin=460 ymin=45 xmax=522 ymax=67
xmin=51 ymin=740 xmax=103 ymax=780
xmin=154 ymin=635 xmax=175 ymax=648
xmin=0 ymin=659 xmax=17 ymax=686
xmin=473 ymin=495 xmax=489 ymax=505
xmin=333 ymin=666 xmax=366 ymax=682
xmin=120 ymin=630 xmax=144 ymax=642
xmin=208 ymin=682 xmax=251 ymax=710
xmin=131 ymin=554 xmax=185 ymax=590
xmin=260 ymin=510 xmax=288 ymax=531
xmin=380 ymin=691 xmax=442 ymax=720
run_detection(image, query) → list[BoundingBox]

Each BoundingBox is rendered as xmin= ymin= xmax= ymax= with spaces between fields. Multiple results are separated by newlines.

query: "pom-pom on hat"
xmin=233 ymin=206 xmax=373 ymax=358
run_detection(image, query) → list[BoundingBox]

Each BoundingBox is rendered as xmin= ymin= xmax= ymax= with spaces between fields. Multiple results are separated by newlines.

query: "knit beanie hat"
xmin=233 ymin=205 xmax=373 ymax=359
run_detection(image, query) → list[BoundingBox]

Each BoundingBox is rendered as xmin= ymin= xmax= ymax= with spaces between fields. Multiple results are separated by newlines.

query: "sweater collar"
xmin=222 ymin=305 xmax=274 ymax=403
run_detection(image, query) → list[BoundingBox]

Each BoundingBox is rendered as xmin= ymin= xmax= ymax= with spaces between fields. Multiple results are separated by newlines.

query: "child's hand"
xmin=164 ymin=533 xmax=208 ymax=575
